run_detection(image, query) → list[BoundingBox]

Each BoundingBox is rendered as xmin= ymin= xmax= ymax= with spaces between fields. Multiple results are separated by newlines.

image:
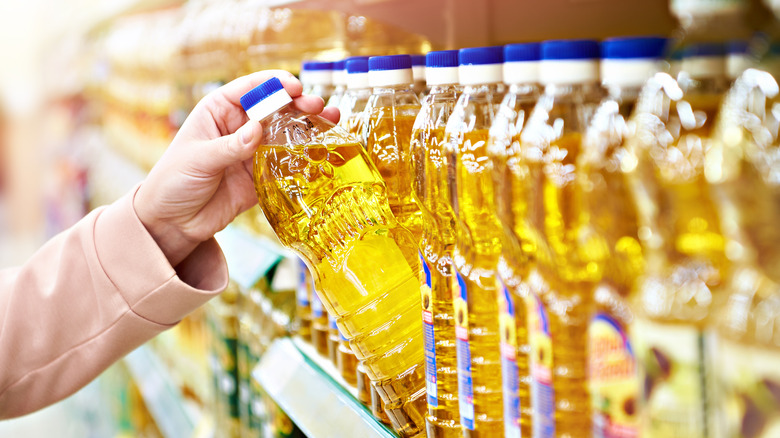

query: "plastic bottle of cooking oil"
xmin=300 ymin=60 xmax=335 ymax=102
xmin=444 ymin=45 xmax=506 ymax=437
xmin=411 ymin=54 xmax=428 ymax=98
xmin=582 ymin=36 xmax=667 ymax=438
xmin=706 ymin=40 xmax=780 ymax=436
xmin=327 ymin=314 xmax=339 ymax=363
xmin=295 ymin=259 xmax=312 ymax=339
xmin=326 ymin=59 xmax=347 ymax=108
xmin=518 ymin=39 xmax=604 ymax=438
xmin=337 ymin=56 xmax=371 ymax=140
xmin=241 ymin=77 xmax=427 ymax=437
xmin=487 ymin=41 xmax=542 ymax=438
xmin=624 ymin=2 xmax=749 ymax=435
xmin=409 ymin=49 xmax=462 ymax=438
xmin=364 ymin=55 xmax=423 ymax=238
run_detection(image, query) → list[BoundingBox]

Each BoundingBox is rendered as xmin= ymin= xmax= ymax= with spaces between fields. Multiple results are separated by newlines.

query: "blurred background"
xmin=0 ymin=0 xmax=766 ymax=436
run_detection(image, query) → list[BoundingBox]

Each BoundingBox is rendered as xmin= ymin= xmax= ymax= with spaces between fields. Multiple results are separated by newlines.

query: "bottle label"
xmin=311 ymin=287 xmax=324 ymax=318
xmin=718 ymin=338 xmax=780 ymax=438
xmin=420 ymin=251 xmax=438 ymax=407
xmin=455 ymin=271 xmax=475 ymax=430
xmin=528 ymin=292 xmax=555 ymax=438
xmin=589 ymin=312 xmax=638 ymax=438
xmin=499 ymin=278 xmax=521 ymax=438
xmin=632 ymin=318 xmax=710 ymax=438
xmin=296 ymin=259 xmax=310 ymax=306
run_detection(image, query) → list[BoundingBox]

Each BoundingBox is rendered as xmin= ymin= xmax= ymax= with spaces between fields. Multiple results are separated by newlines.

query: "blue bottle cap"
xmin=301 ymin=60 xmax=334 ymax=71
xmin=504 ymin=43 xmax=541 ymax=62
xmin=333 ymin=59 xmax=347 ymax=70
xmin=601 ymin=36 xmax=668 ymax=59
xmin=541 ymin=39 xmax=600 ymax=60
xmin=426 ymin=50 xmax=459 ymax=68
xmin=681 ymin=42 xmax=725 ymax=58
xmin=368 ymin=55 xmax=413 ymax=71
xmin=240 ymin=77 xmax=284 ymax=111
xmin=411 ymin=54 xmax=426 ymax=66
xmin=459 ymin=46 xmax=504 ymax=65
xmin=345 ymin=56 xmax=370 ymax=74
xmin=727 ymin=40 xmax=749 ymax=54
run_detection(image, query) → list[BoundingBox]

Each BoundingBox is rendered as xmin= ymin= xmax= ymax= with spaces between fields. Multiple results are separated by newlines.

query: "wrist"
xmin=133 ymin=185 xmax=198 ymax=268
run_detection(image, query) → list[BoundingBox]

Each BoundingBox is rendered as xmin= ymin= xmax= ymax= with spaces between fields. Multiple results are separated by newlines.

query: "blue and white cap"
xmin=540 ymin=39 xmax=600 ymax=85
xmin=411 ymin=54 xmax=426 ymax=83
xmin=240 ymin=77 xmax=293 ymax=122
xmin=345 ymin=56 xmax=370 ymax=89
xmin=301 ymin=61 xmax=334 ymax=86
xmin=600 ymin=36 xmax=668 ymax=87
xmin=425 ymin=50 xmax=459 ymax=86
xmin=459 ymin=46 xmax=504 ymax=85
xmin=503 ymin=42 xmax=541 ymax=85
xmin=726 ymin=40 xmax=753 ymax=80
xmin=368 ymin=55 xmax=413 ymax=87
xmin=332 ymin=59 xmax=347 ymax=87
xmin=680 ymin=42 xmax=726 ymax=79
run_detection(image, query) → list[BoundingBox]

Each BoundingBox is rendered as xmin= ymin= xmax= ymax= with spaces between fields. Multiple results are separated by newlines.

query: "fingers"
xmin=199 ymin=120 xmax=262 ymax=174
xmin=320 ymin=106 xmax=341 ymax=125
xmin=291 ymin=94 xmax=325 ymax=115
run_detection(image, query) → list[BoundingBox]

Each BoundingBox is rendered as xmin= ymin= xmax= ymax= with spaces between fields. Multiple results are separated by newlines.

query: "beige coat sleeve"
xmin=0 ymin=188 xmax=229 ymax=419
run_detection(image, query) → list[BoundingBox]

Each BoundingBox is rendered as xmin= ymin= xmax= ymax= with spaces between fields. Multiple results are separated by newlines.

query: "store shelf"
xmin=253 ymin=337 xmax=399 ymax=438
xmin=123 ymin=345 xmax=202 ymax=438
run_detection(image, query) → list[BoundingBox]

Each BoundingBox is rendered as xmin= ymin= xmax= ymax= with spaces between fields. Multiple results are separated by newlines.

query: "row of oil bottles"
xmin=240 ymin=1 xmax=780 ymax=438
xmin=208 ymin=261 xmax=308 ymax=438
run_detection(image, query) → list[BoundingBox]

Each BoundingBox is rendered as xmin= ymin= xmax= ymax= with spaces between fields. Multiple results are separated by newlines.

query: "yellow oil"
xmin=357 ymin=363 xmax=372 ymax=406
xmin=364 ymin=109 xmax=423 ymax=238
xmin=412 ymin=121 xmax=462 ymax=437
xmin=254 ymin=141 xmax=427 ymax=437
xmin=625 ymin=82 xmax=728 ymax=438
xmin=489 ymin=85 xmax=541 ymax=438
xmin=327 ymin=315 xmax=339 ymax=364
xmin=449 ymin=128 xmax=505 ymax=437
xmin=337 ymin=335 xmax=359 ymax=386
xmin=310 ymin=285 xmax=329 ymax=356
xmin=580 ymin=98 xmax=644 ymax=438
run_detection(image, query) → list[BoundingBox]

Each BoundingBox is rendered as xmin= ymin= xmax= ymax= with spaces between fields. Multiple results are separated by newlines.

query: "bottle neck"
xmin=462 ymin=82 xmax=504 ymax=96
xmin=258 ymin=102 xmax=298 ymax=130
xmin=428 ymin=83 xmax=460 ymax=95
xmin=604 ymin=84 xmax=642 ymax=103
xmin=507 ymin=82 xmax=541 ymax=97
xmin=543 ymin=81 xmax=601 ymax=98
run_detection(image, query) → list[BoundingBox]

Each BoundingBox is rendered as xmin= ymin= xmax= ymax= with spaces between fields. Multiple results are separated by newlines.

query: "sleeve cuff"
xmin=93 ymin=186 xmax=229 ymax=325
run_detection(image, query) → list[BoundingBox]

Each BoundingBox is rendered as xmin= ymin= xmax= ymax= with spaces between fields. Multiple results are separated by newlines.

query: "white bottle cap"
xmin=425 ymin=50 xmax=459 ymax=86
xmin=240 ymin=77 xmax=293 ymax=122
xmin=680 ymin=43 xmax=726 ymax=79
xmin=539 ymin=39 xmax=600 ymax=85
xmin=368 ymin=55 xmax=413 ymax=87
xmin=458 ymin=46 xmax=504 ymax=85
xmin=346 ymin=56 xmax=370 ymax=89
xmin=332 ymin=60 xmax=347 ymax=86
xmin=503 ymin=43 xmax=541 ymax=84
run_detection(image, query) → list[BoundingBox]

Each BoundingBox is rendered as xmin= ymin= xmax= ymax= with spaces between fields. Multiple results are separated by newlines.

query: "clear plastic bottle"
xmin=444 ymin=45 xmax=506 ymax=437
xmin=410 ymin=49 xmax=462 ymax=438
xmin=326 ymin=59 xmax=347 ymax=108
xmin=411 ymin=54 xmax=428 ymax=98
xmin=488 ymin=41 xmax=542 ymax=438
xmin=300 ymin=60 xmax=335 ymax=102
xmin=337 ymin=56 xmax=371 ymax=140
xmin=241 ymin=77 xmax=427 ymax=437
xmin=624 ymin=2 xmax=746 ymax=435
xmin=707 ymin=43 xmax=780 ymax=438
xmin=518 ymin=39 xmax=604 ymax=438
xmin=364 ymin=55 xmax=423 ymax=238
xmin=581 ymin=36 xmax=667 ymax=438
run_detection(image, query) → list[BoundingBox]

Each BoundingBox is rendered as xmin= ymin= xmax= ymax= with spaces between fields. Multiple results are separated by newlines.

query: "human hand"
xmin=134 ymin=70 xmax=340 ymax=267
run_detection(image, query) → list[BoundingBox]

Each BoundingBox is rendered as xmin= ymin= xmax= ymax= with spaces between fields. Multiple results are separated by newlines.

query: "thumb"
xmin=204 ymin=120 xmax=262 ymax=173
